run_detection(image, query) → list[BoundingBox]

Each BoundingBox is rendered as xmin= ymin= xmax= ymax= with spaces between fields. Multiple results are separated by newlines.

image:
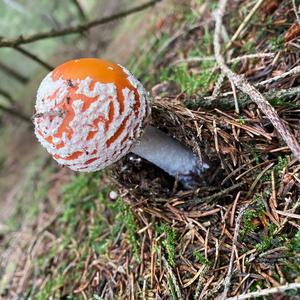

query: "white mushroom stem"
xmin=131 ymin=126 xmax=210 ymax=187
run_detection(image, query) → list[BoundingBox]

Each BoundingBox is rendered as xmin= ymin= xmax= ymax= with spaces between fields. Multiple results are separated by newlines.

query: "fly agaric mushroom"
xmin=33 ymin=58 xmax=209 ymax=188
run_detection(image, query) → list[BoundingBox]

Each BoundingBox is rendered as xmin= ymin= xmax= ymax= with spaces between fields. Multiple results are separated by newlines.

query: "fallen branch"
xmin=0 ymin=103 xmax=31 ymax=124
xmin=171 ymin=53 xmax=275 ymax=67
xmin=184 ymin=85 xmax=300 ymax=111
xmin=255 ymin=65 xmax=300 ymax=88
xmin=14 ymin=45 xmax=54 ymax=71
xmin=0 ymin=0 xmax=161 ymax=48
xmin=0 ymin=87 xmax=17 ymax=105
xmin=214 ymin=0 xmax=300 ymax=161
xmin=180 ymin=182 xmax=245 ymax=208
xmin=71 ymin=0 xmax=87 ymax=22
xmin=0 ymin=61 xmax=29 ymax=84
xmin=292 ymin=0 xmax=300 ymax=24
xmin=226 ymin=282 xmax=300 ymax=300
xmin=221 ymin=204 xmax=249 ymax=300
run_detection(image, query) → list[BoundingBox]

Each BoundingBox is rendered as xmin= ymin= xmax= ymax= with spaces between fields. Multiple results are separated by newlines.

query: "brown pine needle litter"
xmin=1 ymin=0 xmax=300 ymax=299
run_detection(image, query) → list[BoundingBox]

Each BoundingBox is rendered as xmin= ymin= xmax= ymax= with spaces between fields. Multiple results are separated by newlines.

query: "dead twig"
xmin=184 ymin=86 xmax=300 ymax=110
xmin=0 ymin=87 xmax=18 ymax=105
xmin=194 ymin=264 xmax=210 ymax=300
xmin=0 ymin=61 xmax=29 ymax=84
xmin=221 ymin=204 xmax=249 ymax=300
xmin=226 ymin=282 xmax=300 ymax=300
xmin=180 ymin=182 xmax=245 ymax=208
xmin=214 ymin=0 xmax=300 ymax=162
xmin=71 ymin=0 xmax=87 ymax=22
xmin=0 ymin=103 xmax=31 ymax=124
xmin=292 ymin=0 xmax=300 ymax=24
xmin=254 ymin=66 xmax=300 ymax=88
xmin=171 ymin=53 xmax=275 ymax=67
xmin=0 ymin=0 xmax=161 ymax=48
xmin=14 ymin=45 xmax=54 ymax=71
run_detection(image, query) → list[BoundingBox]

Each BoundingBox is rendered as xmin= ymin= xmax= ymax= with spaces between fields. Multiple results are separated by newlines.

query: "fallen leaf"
xmin=285 ymin=23 xmax=300 ymax=43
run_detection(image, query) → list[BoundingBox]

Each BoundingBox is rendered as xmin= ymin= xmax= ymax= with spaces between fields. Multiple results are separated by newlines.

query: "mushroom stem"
xmin=131 ymin=125 xmax=210 ymax=188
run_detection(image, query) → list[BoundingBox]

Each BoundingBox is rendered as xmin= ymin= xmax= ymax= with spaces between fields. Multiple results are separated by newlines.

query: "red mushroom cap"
xmin=34 ymin=58 xmax=150 ymax=171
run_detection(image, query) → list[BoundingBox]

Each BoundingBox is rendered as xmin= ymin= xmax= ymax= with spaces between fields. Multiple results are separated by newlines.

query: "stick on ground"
xmin=221 ymin=204 xmax=249 ymax=300
xmin=214 ymin=0 xmax=300 ymax=162
xmin=226 ymin=282 xmax=300 ymax=300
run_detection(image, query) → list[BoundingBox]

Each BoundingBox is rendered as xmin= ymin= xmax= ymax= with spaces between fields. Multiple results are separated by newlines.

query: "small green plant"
xmin=261 ymin=155 xmax=289 ymax=183
xmin=193 ymin=250 xmax=209 ymax=265
xmin=268 ymin=36 xmax=284 ymax=52
xmin=240 ymin=208 xmax=258 ymax=238
xmin=155 ymin=224 xmax=176 ymax=266
xmin=113 ymin=198 xmax=140 ymax=260
xmin=269 ymin=98 xmax=300 ymax=108
xmin=255 ymin=235 xmax=284 ymax=253
xmin=289 ymin=230 xmax=300 ymax=253
xmin=170 ymin=66 xmax=217 ymax=95
xmin=238 ymin=116 xmax=246 ymax=125
xmin=281 ymin=230 xmax=300 ymax=281
xmin=274 ymin=155 xmax=289 ymax=173
xmin=34 ymin=275 xmax=65 ymax=300
xmin=240 ymin=194 xmax=266 ymax=239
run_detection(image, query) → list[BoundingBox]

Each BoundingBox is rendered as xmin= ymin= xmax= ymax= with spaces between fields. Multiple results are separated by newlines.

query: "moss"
xmin=238 ymin=116 xmax=246 ymax=125
xmin=268 ymin=36 xmax=285 ymax=52
xmin=289 ymin=230 xmax=300 ymax=253
xmin=28 ymin=172 xmax=116 ymax=298
xmin=193 ymin=250 xmax=209 ymax=265
xmin=269 ymin=97 xmax=300 ymax=108
xmin=34 ymin=274 xmax=65 ymax=300
xmin=261 ymin=155 xmax=289 ymax=183
xmin=112 ymin=198 xmax=140 ymax=261
xmin=281 ymin=232 xmax=300 ymax=281
xmin=240 ymin=208 xmax=258 ymax=239
xmin=241 ymin=193 xmax=266 ymax=239
xmin=255 ymin=235 xmax=284 ymax=253
xmin=155 ymin=224 xmax=176 ymax=266
xmin=4 ymin=158 xmax=53 ymax=231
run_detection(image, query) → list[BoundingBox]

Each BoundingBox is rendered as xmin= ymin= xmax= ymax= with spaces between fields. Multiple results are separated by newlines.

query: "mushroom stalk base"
xmin=131 ymin=126 xmax=209 ymax=188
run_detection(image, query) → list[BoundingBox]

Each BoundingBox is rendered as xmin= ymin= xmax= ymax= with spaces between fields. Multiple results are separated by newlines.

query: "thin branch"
xmin=0 ymin=61 xmax=29 ymax=84
xmin=226 ymin=282 xmax=300 ymax=300
xmin=184 ymin=86 xmax=300 ymax=110
xmin=14 ymin=46 xmax=54 ymax=71
xmin=71 ymin=0 xmax=87 ymax=21
xmin=0 ymin=87 xmax=17 ymax=105
xmin=254 ymin=65 xmax=300 ymax=88
xmin=292 ymin=0 xmax=300 ymax=24
xmin=211 ymin=73 xmax=226 ymax=99
xmin=171 ymin=53 xmax=275 ymax=67
xmin=194 ymin=265 xmax=210 ymax=299
xmin=214 ymin=0 xmax=300 ymax=161
xmin=180 ymin=182 xmax=245 ymax=208
xmin=0 ymin=103 xmax=31 ymax=124
xmin=221 ymin=204 xmax=249 ymax=300
xmin=0 ymin=0 xmax=161 ymax=48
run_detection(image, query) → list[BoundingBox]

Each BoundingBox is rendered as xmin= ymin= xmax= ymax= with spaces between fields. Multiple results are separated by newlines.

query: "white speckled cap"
xmin=33 ymin=58 xmax=150 ymax=171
